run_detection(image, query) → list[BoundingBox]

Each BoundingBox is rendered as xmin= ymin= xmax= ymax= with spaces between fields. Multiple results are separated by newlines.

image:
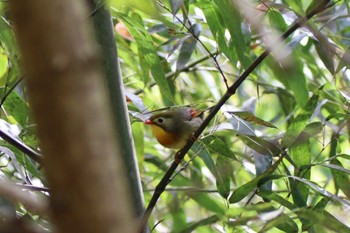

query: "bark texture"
xmin=9 ymin=1 xmax=135 ymax=232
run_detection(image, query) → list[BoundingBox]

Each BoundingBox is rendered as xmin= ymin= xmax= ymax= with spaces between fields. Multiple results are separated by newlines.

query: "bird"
xmin=144 ymin=107 xmax=203 ymax=149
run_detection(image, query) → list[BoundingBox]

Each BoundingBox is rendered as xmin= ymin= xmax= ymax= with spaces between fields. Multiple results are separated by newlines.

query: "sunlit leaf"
xmin=116 ymin=12 xmax=173 ymax=101
xmin=176 ymin=23 xmax=201 ymax=71
xmin=314 ymin=39 xmax=335 ymax=74
xmin=289 ymin=175 xmax=350 ymax=206
xmin=110 ymin=0 xmax=158 ymax=17
xmin=229 ymin=171 xmax=284 ymax=203
xmin=213 ymin=0 xmax=251 ymax=68
xmin=1 ymin=89 xmax=29 ymax=126
xmin=200 ymin=0 xmax=235 ymax=62
xmin=186 ymin=192 xmax=225 ymax=215
xmin=281 ymin=94 xmax=319 ymax=148
xmin=202 ymin=135 xmax=238 ymax=160
xmin=177 ymin=215 xmax=220 ymax=233
xmin=192 ymin=142 xmax=219 ymax=179
xmin=229 ymin=111 xmax=277 ymax=128
xmin=336 ymin=47 xmax=350 ymax=73
xmin=268 ymin=10 xmax=288 ymax=32
xmin=216 ymin=156 xmax=232 ymax=199
xmin=237 ymin=134 xmax=280 ymax=156
xmin=329 ymin=159 xmax=350 ymax=199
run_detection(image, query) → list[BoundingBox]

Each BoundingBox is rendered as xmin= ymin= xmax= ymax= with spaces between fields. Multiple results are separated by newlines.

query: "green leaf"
xmin=282 ymin=0 xmax=303 ymax=14
xmin=281 ymin=94 xmax=319 ymax=148
xmin=302 ymin=197 xmax=330 ymax=230
xmin=186 ymin=192 xmax=225 ymax=215
xmin=294 ymin=121 xmax=323 ymax=144
xmin=274 ymin=87 xmax=296 ymax=118
xmin=192 ymin=142 xmax=219 ymax=179
xmin=290 ymin=141 xmax=310 ymax=207
xmin=229 ymin=168 xmax=284 ymax=203
xmin=237 ymin=134 xmax=280 ymax=156
xmin=109 ymin=0 xmax=158 ymax=17
xmin=268 ymin=10 xmax=288 ymax=32
xmin=176 ymin=23 xmax=201 ymax=71
xmin=131 ymin=123 xmax=144 ymax=164
xmin=335 ymin=47 xmax=350 ymax=73
xmin=268 ymin=49 xmax=309 ymax=107
xmin=258 ymin=189 xmax=297 ymax=210
xmin=1 ymin=89 xmax=29 ymax=126
xmin=213 ymin=0 xmax=250 ymax=68
xmin=306 ymin=0 xmax=332 ymax=15
xmin=286 ymin=61 xmax=309 ymax=107
xmin=255 ymin=154 xmax=272 ymax=192
xmin=289 ymin=176 xmax=350 ymax=206
xmin=329 ymin=159 xmax=350 ymax=199
xmin=116 ymin=12 xmax=173 ymax=101
xmin=177 ymin=215 xmax=220 ymax=233
xmin=6 ymin=145 xmax=43 ymax=180
xmin=216 ymin=156 xmax=232 ymax=199
xmin=230 ymin=111 xmax=277 ymax=128
xmin=297 ymin=208 xmax=350 ymax=232
xmin=0 ymin=47 xmax=8 ymax=82
xmin=314 ymin=39 xmax=335 ymax=74
xmin=202 ymin=135 xmax=238 ymax=160
xmin=200 ymin=0 xmax=235 ymax=63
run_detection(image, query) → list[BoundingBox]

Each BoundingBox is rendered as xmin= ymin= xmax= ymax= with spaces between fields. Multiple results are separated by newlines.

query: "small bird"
xmin=144 ymin=107 xmax=203 ymax=149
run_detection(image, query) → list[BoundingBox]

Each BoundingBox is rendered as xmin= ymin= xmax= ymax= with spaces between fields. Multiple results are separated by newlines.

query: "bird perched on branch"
xmin=144 ymin=107 xmax=203 ymax=149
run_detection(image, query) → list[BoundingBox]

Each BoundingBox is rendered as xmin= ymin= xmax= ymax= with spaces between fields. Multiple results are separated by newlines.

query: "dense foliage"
xmin=1 ymin=0 xmax=350 ymax=232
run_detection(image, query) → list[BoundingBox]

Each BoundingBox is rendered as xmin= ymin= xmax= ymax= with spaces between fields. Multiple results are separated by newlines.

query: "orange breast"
xmin=149 ymin=125 xmax=184 ymax=149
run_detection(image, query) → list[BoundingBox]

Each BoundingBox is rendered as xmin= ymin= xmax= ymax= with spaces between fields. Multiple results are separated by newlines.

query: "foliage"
xmin=1 ymin=0 xmax=350 ymax=232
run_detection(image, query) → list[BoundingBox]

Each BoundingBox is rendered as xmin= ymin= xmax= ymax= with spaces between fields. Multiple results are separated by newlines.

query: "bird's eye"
xmin=157 ymin=117 xmax=164 ymax=123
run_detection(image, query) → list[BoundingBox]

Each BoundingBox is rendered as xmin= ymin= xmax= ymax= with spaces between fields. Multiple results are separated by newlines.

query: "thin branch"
xmin=0 ymin=76 xmax=23 ymax=108
xmin=0 ymin=76 xmax=42 ymax=163
xmin=14 ymin=183 xmax=49 ymax=192
xmin=0 ymin=178 xmax=48 ymax=216
xmin=0 ymin=129 xmax=42 ymax=163
xmin=138 ymin=2 xmax=333 ymax=232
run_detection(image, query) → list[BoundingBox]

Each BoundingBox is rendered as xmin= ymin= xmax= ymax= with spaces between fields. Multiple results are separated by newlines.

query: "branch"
xmin=0 ymin=178 xmax=48 ymax=216
xmin=0 ymin=76 xmax=23 ymax=107
xmin=0 ymin=128 xmax=42 ymax=163
xmin=138 ymin=1 xmax=333 ymax=232
xmin=0 ymin=77 xmax=42 ymax=163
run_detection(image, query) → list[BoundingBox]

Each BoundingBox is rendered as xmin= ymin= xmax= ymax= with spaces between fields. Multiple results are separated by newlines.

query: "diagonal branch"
xmin=139 ymin=1 xmax=333 ymax=232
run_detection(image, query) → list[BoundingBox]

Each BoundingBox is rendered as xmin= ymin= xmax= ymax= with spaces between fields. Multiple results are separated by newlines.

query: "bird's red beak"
xmin=144 ymin=119 xmax=153 ymax=125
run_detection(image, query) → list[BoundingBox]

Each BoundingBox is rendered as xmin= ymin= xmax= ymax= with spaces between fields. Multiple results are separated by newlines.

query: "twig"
xmin=0 ymin=178 xmax=48 ymax=216
xmin=0 ymin=129 xmax=42 ymax=163
xmin=0 ymin=76 xmax=42 ymax=163
xmin=138 ymin=2 xmax=332 ymax=232
xmin=14 ymin=183 xmax=49 ymax=192
xmin=0 ymin=76 xmax=23 ymax=108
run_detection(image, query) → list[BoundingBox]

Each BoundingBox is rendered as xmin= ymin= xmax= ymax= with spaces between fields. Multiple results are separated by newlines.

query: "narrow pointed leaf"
xmin=176 ymin=23 xmax=201 ymax=71
xmin=281 ymin=94 xmax=319 ymax=148
xmin=237 ymin=134 xmax=280 ymax=156
xmin=117 ymin=13 xmax=173 ymax=100
xmin=202 ymin=135 xmax=238 ymax=160
xmin=230 ymin=111 xmax=277 ymax=128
